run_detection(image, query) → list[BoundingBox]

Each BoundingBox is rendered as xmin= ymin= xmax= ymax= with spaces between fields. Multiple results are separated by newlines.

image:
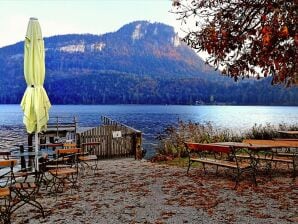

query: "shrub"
xmin=244 ymin=123 xmax=298 ymax=139
xmin=154 ymin=120 xmax=241 ymax=159
xmin=153 ymin=121 xmax=298 ymax=161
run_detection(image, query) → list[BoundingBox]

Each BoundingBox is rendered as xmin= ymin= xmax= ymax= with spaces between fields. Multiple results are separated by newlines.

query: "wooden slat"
xmin=0 ymin=159 xmax=17 ymax=168
xmin=79 ymin=117 xmax=141 ymax=159
xmin=0 ymin=188 xmax=10 ymax=197
xmin=236 ymin=154 xmax=293 ymax=163
xmin=190 ymin=158 xmax=250 ymax=169
xmin=243 ymin=139 xmax=298 ymax=147
xmin=185 ymin=142 xmax=231 ymax=153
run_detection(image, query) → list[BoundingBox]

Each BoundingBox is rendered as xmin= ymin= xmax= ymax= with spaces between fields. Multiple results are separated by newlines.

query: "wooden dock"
xmin=79 ymin=116 xmax=143 ymax=159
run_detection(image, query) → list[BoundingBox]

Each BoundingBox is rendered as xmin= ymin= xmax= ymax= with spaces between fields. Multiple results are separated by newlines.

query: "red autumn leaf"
xmin=262 ymin=34 xmax=271 ymax=46
xmin=279 ymin=26 xmax=289 ymax=38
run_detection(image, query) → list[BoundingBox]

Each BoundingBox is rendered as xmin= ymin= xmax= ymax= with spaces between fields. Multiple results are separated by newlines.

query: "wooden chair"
xmin=0 ymin=160 xmax=17 ymax=224
xmin=10 ymin=170 xmax=45 ymax=219
xmin=79 ymin=142 xmax=100 ymax=172
xmin=47 ymin=148 xmax=79 ymax=194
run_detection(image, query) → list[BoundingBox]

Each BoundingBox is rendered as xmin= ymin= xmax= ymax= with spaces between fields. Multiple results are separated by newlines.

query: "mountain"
xmin=0 ymin=21 xmax=297 ymax=105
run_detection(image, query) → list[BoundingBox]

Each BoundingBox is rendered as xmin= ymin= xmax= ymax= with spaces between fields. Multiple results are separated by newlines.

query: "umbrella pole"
xmin=35 ymin=132 xmax=39 ymax=171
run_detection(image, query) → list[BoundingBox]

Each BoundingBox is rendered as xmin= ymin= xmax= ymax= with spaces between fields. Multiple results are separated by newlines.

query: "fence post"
xmin=133 ymin=131 xmax=142 ymax=160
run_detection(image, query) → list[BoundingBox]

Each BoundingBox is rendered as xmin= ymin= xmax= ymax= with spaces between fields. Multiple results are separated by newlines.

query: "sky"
xmin=0 ymin=0 xmax=177 ymax=47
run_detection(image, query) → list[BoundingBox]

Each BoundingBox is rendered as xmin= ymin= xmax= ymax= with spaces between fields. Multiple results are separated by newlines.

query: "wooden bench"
xmin=185 ymin=143 xmax=256 ymax=188
xmin=240 ymin=139 xmax=298 ymax=177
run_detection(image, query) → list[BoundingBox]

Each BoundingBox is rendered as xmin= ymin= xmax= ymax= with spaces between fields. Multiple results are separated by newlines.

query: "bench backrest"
xmin=185 ymin=143 xmax=231 ymax=154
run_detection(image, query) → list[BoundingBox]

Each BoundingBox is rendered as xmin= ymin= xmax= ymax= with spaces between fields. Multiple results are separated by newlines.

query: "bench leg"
xmin=292 ymin=161 xmax=296 ymax=181
xmin=251 ymin=168 xmax=257 ymax=186
xmin=202 ymin=163 xmax=206 ymax=174
xmin=233 ymin=170 xmax=240 ymax=190
xmin=187 ymin=159 xmax=191 ymax=174
xmin=264 ymin=160 xmax=272 ymax=180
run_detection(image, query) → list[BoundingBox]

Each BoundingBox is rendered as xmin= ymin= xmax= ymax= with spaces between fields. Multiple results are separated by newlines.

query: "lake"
xmin=0 ymin=105 xmax=297 ymax=157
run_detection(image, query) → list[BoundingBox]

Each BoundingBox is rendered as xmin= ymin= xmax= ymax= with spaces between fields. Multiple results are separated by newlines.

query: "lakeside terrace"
xmin=7 ymin=158 xmax=298 ymax=223
xmin=0 ymin=118 xmax=297 ymax=223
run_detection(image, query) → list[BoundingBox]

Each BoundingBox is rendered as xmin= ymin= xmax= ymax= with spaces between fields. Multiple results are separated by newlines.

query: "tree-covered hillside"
xmin=0 ymin=21 xmax=297 ymax=105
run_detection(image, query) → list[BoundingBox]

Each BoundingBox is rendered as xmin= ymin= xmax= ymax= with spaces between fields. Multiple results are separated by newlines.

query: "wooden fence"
xmin=79 ymin=116 xmax=142 ymax=159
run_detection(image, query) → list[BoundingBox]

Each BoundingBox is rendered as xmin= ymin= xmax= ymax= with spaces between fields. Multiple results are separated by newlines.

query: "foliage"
xmin=155 ymin=120 xmax=241 ymax=158
xmin=0 ymin=21 xmax=297 ymax=105
xmin=155 ymin=121 xmax=298 ymax=159
xmin=244 ymin=123 xmax=298 ymax=139
xmin=172 ymin=0 xmax=298 ymax=86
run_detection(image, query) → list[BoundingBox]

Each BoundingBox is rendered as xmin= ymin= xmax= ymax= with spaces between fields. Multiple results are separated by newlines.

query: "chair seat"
xmin=79 ymin=155 xmax=97 ymax=161
xmin=49 ymin=168 xmax=77 ymax=176
xmin=56 ymin=157 xmax=70 ymax=162
xmin=46 ymin=164 xmax=71 ymax=169
xmin=14 ymin=182 xmax=37 ymax=190
xmin=0 ymin=187 xmax=10 ymax=197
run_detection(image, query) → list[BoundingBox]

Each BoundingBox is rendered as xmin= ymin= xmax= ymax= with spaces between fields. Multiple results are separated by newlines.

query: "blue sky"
xmin=0 ymin=0 xmax=176 ymax=47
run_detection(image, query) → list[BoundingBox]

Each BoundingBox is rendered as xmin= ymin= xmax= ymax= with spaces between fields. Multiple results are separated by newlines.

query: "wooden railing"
xmin=79 ymin=116 xmax=142 ymax=159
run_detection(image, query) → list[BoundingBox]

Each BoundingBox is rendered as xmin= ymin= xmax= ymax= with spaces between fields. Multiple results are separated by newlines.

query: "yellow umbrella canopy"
xmin=21 ymin=18 xmax=51 ymax=134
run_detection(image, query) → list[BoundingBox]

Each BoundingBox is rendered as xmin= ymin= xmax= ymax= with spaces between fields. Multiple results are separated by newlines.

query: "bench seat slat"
xmin=190 ymin=158 xmax=250 ymax=169
xmin=236 ymin=154 xmax=293 ymax=163
xmin=276 ymin=152 xmax=296 ymax=157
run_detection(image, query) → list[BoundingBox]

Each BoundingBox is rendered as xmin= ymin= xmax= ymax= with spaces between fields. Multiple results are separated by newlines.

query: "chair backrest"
xmin=0 ymin=160 xmax=17 ymax=169
xmin=0 ymin=151 xmax=11 ymax=160
xmin=185 ymin=143 xmax=231 ymax=154
xmin=56 ymin=148 xmax=80 ymax=155
xmin=55 ymin=148 xmax=80 ymax=169
xmin=63 ymin=143 xmax=77 ymax=149
xmin=0 ymin=160 xmax=17 ymax=187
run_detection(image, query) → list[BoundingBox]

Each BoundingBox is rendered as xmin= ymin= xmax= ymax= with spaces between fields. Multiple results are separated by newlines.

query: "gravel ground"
xmin=9 ymin=158 xmax=298 ymax=224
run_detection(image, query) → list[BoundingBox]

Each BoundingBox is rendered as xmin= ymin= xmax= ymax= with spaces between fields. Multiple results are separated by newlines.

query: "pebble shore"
xmin=9 ymin=158 xmax=298 ymax=224
xmin=0 ymin=127 xmax=297 ymax=223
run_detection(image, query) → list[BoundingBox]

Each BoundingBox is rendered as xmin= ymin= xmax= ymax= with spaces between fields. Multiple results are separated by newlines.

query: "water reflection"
xmin=0 ymin=105 xmax=297 ymax=158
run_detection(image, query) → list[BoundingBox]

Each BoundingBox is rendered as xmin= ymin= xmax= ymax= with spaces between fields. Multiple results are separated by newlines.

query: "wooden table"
xmin=40 ymin=143 xmax=64 ymax=149
xmin=212 ymin=142 xmax=273 ymax=151
xmin=212 ymin=141 xmax=297 ymax=179
xmin=243 ymin=139 xmax=298 ymax=148
xmin=278 ymin=131 xmax=298 ymax=140
xmin=208 ymin=142 xmax=275 ymax=178
xmin=278 ymin=131 xmax=298 ymax=135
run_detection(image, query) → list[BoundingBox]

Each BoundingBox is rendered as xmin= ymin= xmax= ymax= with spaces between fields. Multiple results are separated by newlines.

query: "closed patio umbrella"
xmin=21 ymin=18 xmax=51 ymax=171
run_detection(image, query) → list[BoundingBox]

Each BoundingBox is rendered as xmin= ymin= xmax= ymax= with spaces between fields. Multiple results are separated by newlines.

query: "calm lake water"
xmin=0 ymin=105 xmax=297 ymax=157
